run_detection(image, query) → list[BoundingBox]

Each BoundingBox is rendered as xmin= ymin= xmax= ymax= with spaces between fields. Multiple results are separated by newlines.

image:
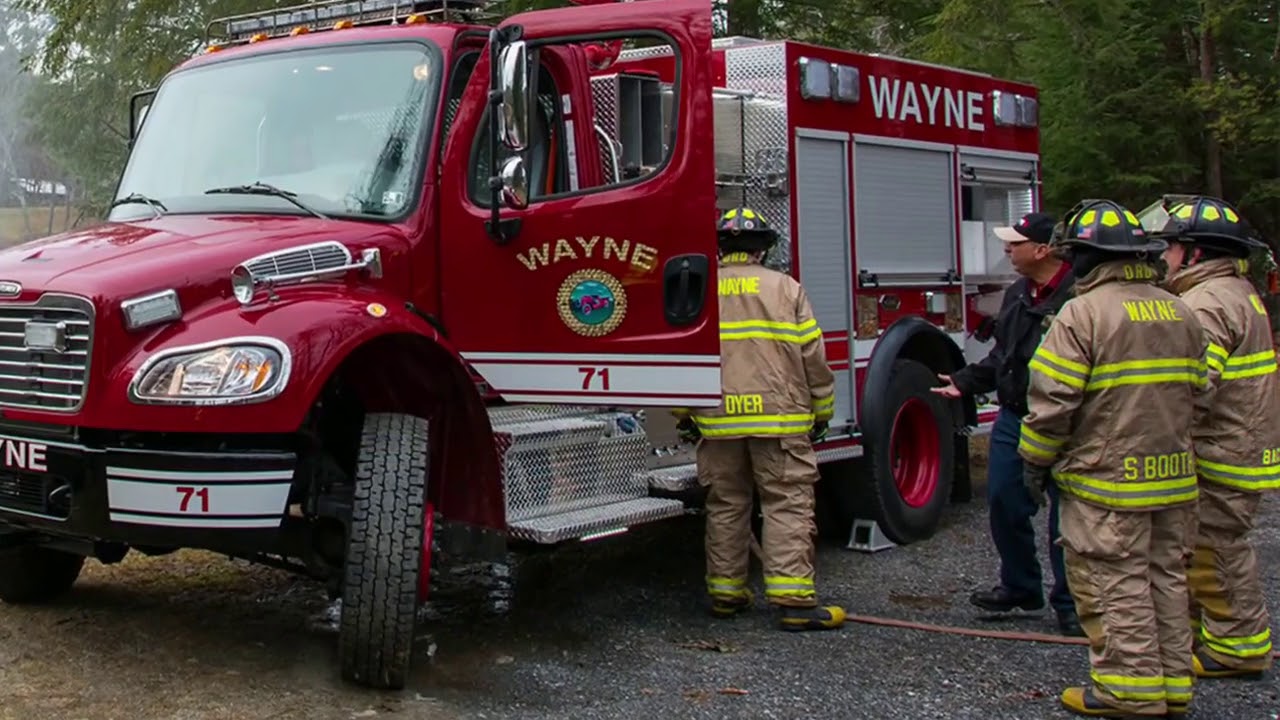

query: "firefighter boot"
xmin=709 ymin=595 xmax=752 ymax=618
xmin=1193 ymin=648 xmax=1266 ymax=680
xmin=777 ymin=604 xmax=846 ymax=631
xmin=1060 ymin=687 xmax=1145 ymax=718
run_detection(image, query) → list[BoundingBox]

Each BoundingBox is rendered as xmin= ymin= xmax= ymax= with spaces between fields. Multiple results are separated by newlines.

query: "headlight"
xmin=129 ymin=338 xmax=291 ymax=405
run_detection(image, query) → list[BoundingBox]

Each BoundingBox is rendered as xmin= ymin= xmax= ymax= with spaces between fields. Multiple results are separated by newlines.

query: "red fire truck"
xmin=0 ymin=0 xmax=1041 ymax=689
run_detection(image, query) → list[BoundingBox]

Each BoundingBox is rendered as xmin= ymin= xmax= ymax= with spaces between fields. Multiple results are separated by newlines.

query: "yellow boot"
xmin=1060 ymin=687 xmax=1142 ymax=718
xmin=778 ymin=604 xmax=846 ymax=631
xmin=1193 ymin=650 xmax=1266 ymax=680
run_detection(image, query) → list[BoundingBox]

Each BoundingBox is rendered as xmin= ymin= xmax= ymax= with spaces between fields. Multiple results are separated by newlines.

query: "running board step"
xmin=507 ymin=497 xmax=686 ymax=544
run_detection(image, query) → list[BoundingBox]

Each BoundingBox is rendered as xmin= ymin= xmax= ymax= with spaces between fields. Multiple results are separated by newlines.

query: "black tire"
xmin=819 ymin=358 xmax=954 ymax=545
xmin=0 ymin=545 xmax=85 ymax=603
xmin=339 ymin=412 xmax=429 ymax=690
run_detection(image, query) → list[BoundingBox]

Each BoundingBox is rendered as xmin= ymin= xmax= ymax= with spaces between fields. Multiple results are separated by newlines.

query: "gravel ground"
xmin=3 ymin=441 xmax=1280 ymax=720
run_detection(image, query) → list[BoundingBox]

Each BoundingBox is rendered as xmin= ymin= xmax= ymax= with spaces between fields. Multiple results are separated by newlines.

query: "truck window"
xmin=468 ymin=59 xmax=571 ymax=204
xmin=466 ymin=34 xmax=678 ymax=205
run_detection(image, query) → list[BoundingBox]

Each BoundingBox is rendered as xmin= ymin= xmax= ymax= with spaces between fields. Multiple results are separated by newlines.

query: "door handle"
xmin=663 ymin=254 xmax=709 ymax=326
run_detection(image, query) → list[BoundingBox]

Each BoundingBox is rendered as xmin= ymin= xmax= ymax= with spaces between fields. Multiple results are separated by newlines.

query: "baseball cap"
xmin=994 ymin=211 xmax=1056 ymax=244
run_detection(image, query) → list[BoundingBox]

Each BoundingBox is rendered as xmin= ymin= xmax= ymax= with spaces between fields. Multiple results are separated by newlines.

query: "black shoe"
xmin=1056 ymin=608 xmax=1085 ymax=637
xmin=969 ymin=585 xmax=1045 ymax=613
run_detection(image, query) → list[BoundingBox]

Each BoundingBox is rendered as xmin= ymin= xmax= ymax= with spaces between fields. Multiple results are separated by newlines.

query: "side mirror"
xmin=129 ymin=89 xmax=157 ymax=147
xmin=499 ymin=155 xmax=529 ymax=210
xmin=497 ymin=40 xmax=529 ymax=152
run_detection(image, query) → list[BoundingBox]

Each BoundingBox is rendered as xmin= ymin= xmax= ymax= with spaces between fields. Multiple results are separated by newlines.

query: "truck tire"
xmin=861 ymin=358 xmax=955 ymax=544
xmin=0 ymin=545 xmax=85 ymax=603
xmin=339 ymin=412 xmax=429 ymax=690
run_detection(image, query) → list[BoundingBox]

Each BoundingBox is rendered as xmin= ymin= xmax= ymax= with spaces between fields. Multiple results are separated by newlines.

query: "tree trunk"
xmin=727 ymin=0 xmax=763 ymax=37
xmin=1199 ymin=0 xmax=1223 ymax=197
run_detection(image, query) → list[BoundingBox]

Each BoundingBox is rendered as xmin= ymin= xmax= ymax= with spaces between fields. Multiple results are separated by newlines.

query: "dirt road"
xmin=3 ymin=446 xmax=1279 ymax=720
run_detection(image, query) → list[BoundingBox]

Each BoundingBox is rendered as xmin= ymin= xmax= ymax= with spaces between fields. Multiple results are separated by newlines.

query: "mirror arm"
xmin=485 ymin=25 xmax=524 ymax=245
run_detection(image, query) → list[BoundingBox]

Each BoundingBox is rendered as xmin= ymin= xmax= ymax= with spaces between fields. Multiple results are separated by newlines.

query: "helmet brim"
xmin=1150 ymin=229 xmax=1268 ymax=251
xmin=1056 ymin=236 xmax=1169 ymax=254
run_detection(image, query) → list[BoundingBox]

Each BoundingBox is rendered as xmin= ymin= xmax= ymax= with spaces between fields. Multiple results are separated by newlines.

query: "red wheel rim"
xmin=889 ymin=398 xmax=940 ymax=508
xmin=417 ymin=501 xmax=434 ymax=603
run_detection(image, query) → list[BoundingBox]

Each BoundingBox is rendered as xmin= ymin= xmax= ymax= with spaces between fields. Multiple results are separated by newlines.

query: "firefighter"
xmin=1152 ymin=196 xmax=1279 ymax=680
xmin=674 ymin=206 xmax=844 ymax=632
xmin=932 ymin=211 xmax=1081 ymax=637
xmin=1017 ymin=199 xmax=1207 ymax=718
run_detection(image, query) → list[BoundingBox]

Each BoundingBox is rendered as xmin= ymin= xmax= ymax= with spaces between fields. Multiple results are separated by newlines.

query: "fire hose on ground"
xmin=745 ymin=534 xmax=1280 ymax=658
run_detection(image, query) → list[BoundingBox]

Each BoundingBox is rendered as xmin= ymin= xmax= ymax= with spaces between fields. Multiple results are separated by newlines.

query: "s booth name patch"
xmin=558 ymin=269 xmax=627 ymax=337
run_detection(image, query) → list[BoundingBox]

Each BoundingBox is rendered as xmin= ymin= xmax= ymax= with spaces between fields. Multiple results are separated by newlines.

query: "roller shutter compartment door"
xmin=853 ymin=143 xmax=955 ymax=276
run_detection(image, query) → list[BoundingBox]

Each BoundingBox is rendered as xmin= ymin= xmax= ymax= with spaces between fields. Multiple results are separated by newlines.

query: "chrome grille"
xmin=0 ymin=294 xmax=94 ymax=412
xmin=244 ymin=241 xmax=351 ymax=280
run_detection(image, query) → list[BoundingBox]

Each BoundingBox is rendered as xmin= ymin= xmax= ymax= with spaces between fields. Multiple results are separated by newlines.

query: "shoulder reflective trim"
xmin=1221 ymin=349 xmax=1278 ymax=380
xmin=1199 ymin=626 xmax=1273 ymax=659
xmin=1018 ymin=425 xmax=1063 ymax=460
xmin=1205 ymin=342 xmax=1229 ymax=373
xmin=1085 ymin=357 xmax=1208 ymax=390
xmin=719 ymin=318 xmax=821 ymax=344
xmin=692 ymin=413 xmax=815 ymax=437
xmin=1055 ymin=472 xmax=1199 ymax=507
xmin=1089 ymin=671 xmax=1167 ymax=702
xmin=764 ymin=575 xmax=816 ymax=599
xmin=1196 ymin=458 xmax=1280 ymax=491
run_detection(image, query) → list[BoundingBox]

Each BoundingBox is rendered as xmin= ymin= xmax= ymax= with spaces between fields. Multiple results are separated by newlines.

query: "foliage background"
xmin=1 ymin=0 xmax=1276 ymax=254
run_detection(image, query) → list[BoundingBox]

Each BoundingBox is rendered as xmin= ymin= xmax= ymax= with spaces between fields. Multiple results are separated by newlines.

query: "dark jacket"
xmin=952 ymin=266 xmax=1076 ymax=417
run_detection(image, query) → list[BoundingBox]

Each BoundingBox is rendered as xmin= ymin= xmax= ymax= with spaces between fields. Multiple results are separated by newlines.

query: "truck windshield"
xmin=111 ymin=41 xmax=442 ymax=223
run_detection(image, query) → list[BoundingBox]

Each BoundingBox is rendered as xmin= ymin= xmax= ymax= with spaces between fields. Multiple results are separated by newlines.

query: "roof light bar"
xmin=211 ymin=0 xmax=488 ymax=42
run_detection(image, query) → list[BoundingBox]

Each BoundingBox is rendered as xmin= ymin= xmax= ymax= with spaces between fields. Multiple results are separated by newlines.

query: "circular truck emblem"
xmin=0 ymin=281 xmax=21 ymax=297
xmin=557 ymin=269 xmax=627 ymax=337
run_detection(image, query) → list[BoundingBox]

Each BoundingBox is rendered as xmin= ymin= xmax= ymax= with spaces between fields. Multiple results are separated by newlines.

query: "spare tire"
xmin=861 ymin=358 xmax=955 ymax=544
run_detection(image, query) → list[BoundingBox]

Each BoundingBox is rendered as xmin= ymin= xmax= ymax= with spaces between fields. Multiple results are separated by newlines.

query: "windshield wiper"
xmin=204 ymin=181 xmax=329 ymax=220
xmin=110 ymin=192 xmax=167 ymax=219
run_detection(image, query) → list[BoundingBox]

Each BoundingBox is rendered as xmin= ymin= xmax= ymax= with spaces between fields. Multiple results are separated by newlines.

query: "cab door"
xmin=438 ymin=0 xmax=720 ymax=407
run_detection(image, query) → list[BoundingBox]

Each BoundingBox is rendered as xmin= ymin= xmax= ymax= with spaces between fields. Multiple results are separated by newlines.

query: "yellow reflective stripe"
xmin=1200 ymin=627 xmax=1273 ymax=659
xmin=1018 ymin=426 xmax=1063 ymax=461
xmin=1029 ymin=347 xmax=1089 ymax=389
xmin=1056 ymin=472 xmax=1198 ymax=508
xmin=1205 ymin=342 xmax=1228 ymax=373
xmin=1196 ymin=458 xmax=1280 ymax=491
xmin=812 ymin=395 xmax=834 ymax=421
xmin=764 ymin=575 xmax=815 ymax=599
xmin=1164 ymin=676 xmax=1193 ymax=703
xmin=706 ymin=576 xmax=750 ymax=600
xmin=1085 ymin=357 xmax=1207 ymax=390
xmin=693 ymin=413 xmax=814 ymax=437
xmin=1221 ymin=349 xmax=1278 ymax=380
xmin=1090 ymin=670 xmax=1166 ymax=701
xmin=720 ymin=318 xmax=821 ymax=344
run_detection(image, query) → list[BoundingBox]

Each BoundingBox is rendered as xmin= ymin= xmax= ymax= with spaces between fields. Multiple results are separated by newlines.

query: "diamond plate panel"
xmin=495 ymin=411 xmax=652 ymax=523
xmin=508 ymin=497 xmax=686 ymax=544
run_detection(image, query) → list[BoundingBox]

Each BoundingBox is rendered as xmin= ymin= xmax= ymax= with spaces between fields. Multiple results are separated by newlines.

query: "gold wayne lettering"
xmin=516 ymin=236 xmax=658 ymax=273
xmin=718 ymin=276 xmax=761 ymax=296
xmin=1121 ymin=299 xmax=1183 ymax=323
xmin=724 ymin=394 xmax=764 ymax=415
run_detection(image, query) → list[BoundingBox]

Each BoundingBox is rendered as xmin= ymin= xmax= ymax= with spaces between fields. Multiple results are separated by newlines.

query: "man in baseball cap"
xmin=934 ymin=210 xmax=1081 ymax=636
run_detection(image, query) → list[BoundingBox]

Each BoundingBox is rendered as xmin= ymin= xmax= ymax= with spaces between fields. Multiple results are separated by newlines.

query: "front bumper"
xmin=0 ymin=426 xmax=298 ymax=548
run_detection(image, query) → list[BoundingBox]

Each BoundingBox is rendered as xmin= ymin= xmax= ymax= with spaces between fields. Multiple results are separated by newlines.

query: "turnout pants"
xmin=1059 ymin=494 xmax=1196 ymax=715
xmin=1188 ymin=480 xmax=1274 ymax=671
xmin=697 ymin=435 xmax=821 ymax=608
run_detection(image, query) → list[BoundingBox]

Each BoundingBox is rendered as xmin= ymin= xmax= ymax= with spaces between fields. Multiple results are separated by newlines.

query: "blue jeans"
xmin=987 ymin=407 xmax=1072 ymax=613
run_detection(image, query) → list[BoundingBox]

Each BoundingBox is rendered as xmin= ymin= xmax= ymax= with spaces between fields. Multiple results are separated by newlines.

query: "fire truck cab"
xmin=0 ymin=0 xmax=1040 ymax=690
